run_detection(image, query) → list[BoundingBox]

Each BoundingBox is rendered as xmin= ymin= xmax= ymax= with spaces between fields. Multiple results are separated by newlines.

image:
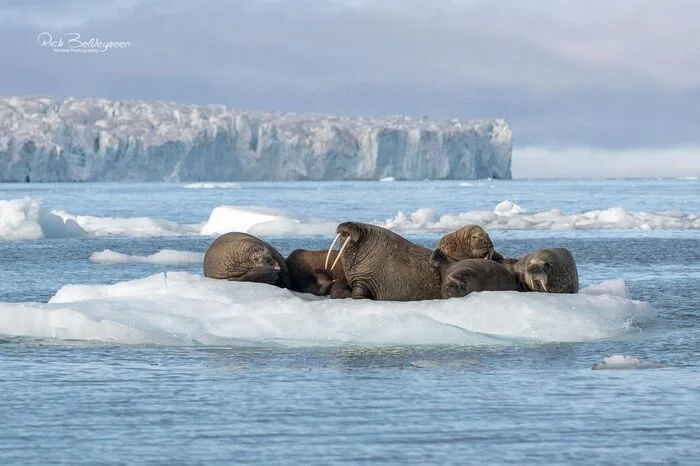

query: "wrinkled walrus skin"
xmin=286 ymin=249 xmax=351 ymax=298
xmin=203 ymin=232 xmax=289 ymax=288
xmin=429 ymin=249 xmax=521 ymax=299
xmin=329 ymin=221 xmax=442 ymax=301
xmin=508 ymin=247 xmax=579 ymax=294
xmin=437 ymin=224 xmax=500 ymax=261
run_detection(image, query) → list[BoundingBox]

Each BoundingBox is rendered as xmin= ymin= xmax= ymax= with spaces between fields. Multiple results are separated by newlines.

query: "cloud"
xmin=0 ymin=0 xmax=699 ymax=150
xmin=0 ymin=0 xmax=145 ymax=28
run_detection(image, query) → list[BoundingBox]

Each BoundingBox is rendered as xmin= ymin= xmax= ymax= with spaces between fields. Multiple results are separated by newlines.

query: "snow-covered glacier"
xmin=0 ymin=96 xmax=512 ymax=182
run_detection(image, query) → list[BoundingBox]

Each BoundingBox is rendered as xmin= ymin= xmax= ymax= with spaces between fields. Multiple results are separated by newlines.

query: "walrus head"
xmin=203 ymin=232 xmax=289 ymax=288
xmin=324 ymin=222 xmax=368 ymax=271
xmin=438 ymin=224 xmax=495 ymax=261
xmin=230 ymin=243 xmax=282 ymax=283
xmin=522 ymin=258 xmax=549 ymax=292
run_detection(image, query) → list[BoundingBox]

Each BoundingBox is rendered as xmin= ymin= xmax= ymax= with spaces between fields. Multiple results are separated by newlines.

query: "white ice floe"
xmin=0 ymin=272 xmax=654 ymax=346
xmin=379 ymin=176 xmax=395 ymax=182
xmin=378 ymin=200 xmax=700 ymax=232
xmin=183 ymin=182 xmax=242 ymax=189
xmin=90 ymin=249 xmax=205 ymax=265
xmin=2 ymin=197 xmax=698 ymax=242
xmin=52 ymin=209 xmax=201 ymax=237
xmin=200 ymin=205 xmax=336 ymax=237
xmin=592 ymin=354 xmax=665 ymax=370
xmin=0 ymin=197 xmax=85 ymax=241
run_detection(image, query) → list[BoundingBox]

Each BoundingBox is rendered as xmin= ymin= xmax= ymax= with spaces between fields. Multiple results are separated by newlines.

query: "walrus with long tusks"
xmin=437 ymin=224 xmax=504 ymax=261
xmin=203 ymin=232 xmax=289 ymax=288
xmin=429 ymin=249 xmax=521 ymax=299
xmin=325 ymin=221 xmax=442 ymax=301
xmin=286 ymin=249 xmax=351 ymax=298
xmin=508 ymin=247 xmax=579 ymax=293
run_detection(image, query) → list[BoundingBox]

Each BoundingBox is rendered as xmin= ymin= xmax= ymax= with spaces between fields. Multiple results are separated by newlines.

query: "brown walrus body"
xmin=509 ymin=247 xmax=579 ymax=294
xmin=286 ymin=249 xmax=351 ymax=298
xmin=203 ymin=232 xmax=289 ymax=288
xmin=429 ymin=249 xmax=521 ymax=299
xmin=438 ymin=224 xmax=503 ymax=261
xmin=328 ymin=222 xmax=442 ymax=301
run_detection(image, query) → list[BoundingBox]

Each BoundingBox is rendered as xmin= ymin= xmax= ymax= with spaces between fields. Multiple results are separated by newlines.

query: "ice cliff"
xmin=0 ymin=96 xmax=512 ymax=182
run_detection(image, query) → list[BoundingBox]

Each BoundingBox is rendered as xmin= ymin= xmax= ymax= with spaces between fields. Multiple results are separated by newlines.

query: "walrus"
xmin=508 ymin=247 xmax=579 ymax=293
xmin=429 ymin=249 xmax=521 ymax=299
xmin=286 ymin=249 xmax=351 ymax=298
xmin=203 ymin=232 xmax=289 ymax=288
xmin=325 ymin=221 xmax=442 ymax=301
xmin=437 ymin=224 xmax=504 ymax=261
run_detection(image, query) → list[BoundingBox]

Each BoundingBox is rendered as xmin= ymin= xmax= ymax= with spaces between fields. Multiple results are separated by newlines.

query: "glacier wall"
xmin=0 ymin=96 xmax=512 ymax=182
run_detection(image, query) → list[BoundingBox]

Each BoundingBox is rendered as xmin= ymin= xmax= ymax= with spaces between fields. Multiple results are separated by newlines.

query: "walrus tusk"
xmin=530 ymin=275 xmax=547 ymax=292
xmin=325 ymin=233 xmax=341 ymax=269
xmin=330 ymin=237 xmax=350 ymax=272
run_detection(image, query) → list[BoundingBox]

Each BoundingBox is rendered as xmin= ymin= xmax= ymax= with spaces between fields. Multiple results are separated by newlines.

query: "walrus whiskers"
xmin=330 ymin=237 xmax=349 ymax=271
xmin=325 ymin=233 xmax=341 ymax=269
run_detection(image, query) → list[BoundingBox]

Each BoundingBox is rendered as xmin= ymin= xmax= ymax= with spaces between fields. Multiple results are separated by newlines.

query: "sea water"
xmin=0 ymin=179 xmax=699 ymax=464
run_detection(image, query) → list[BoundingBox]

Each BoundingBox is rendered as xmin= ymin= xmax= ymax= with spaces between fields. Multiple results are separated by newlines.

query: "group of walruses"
xmin=203 ymin=221 xmax=579 ymax=301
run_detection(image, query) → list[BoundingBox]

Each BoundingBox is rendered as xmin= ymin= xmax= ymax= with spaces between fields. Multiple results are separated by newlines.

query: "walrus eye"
xmin=337 ymin=222 xmax=362 ymax=243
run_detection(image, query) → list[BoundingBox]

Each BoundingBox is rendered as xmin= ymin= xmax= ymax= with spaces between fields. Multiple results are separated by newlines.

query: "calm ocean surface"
xmin=1 ymin=179 xmax=699 ymax=465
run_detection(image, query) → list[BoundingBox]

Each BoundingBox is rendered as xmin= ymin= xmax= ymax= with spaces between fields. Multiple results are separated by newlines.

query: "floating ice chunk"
xmin=183 ymin=182 xmax=242 ymax=189
xmin=53 ymin=209 xmax=201 ymax=237
xmin=90 ymin=249 xmax=205 ymax=265
xmin=248 ymin=216 xmax=337 ymax=237
xmin=5 ymin=197 xmax=698 ymax=243
xmin=592 ymin=354 xmax=665 ymax=370
xmin=376 ymin=201 xmax=700 ymax=232
xmin=494 ymin=200 xmax=527 ymax=216
xmin=200 ymin=205 xmax=286 ymax=236
xmin=0 ymin=273 xmax=655 ymax=347
xmin=379 ymin=176 xmax=395 ymax=182
xmin=0 ymin=197 xmax=85 ymax=241
xmin=201 ymin=205 xmax=336 ymax=237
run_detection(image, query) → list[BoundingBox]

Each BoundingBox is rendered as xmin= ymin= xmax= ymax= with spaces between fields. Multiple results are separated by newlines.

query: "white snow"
xmin=378 ymin=201 xmax=700 ymax=232
xmin=90 ymin=249 xmax=205 ymax=265
xmin=0 ymin=197 xmax=85 ymax=241
xmin=1 ymin=197 xmax=698 ymax=241
xmin=183 ymin=182 xmax=242 ymax=189
xmin=52 ymin=209 xmax=201 ymax=237
xmin=0 ymin=96 xmax=512 ymax=182
xmin=200 ymin=205 xmax=336 ymax=237
xmin=0 ymin=272 xmax=654 ymax=346
xmin=592 ymin=354 xmax=665 ymax=370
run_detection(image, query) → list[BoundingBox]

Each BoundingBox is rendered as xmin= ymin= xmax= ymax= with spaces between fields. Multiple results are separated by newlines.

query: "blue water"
xmin=1 ymin=179 xmax=699 ymax=464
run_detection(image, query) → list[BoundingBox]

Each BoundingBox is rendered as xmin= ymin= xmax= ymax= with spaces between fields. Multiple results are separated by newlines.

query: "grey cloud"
xmin=1 ymin=0 xmax=699 ymax=151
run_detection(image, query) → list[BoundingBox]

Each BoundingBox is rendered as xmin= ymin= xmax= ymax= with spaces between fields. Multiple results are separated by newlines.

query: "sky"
xmin=1 ymin=0 xmax=699 ymax=177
